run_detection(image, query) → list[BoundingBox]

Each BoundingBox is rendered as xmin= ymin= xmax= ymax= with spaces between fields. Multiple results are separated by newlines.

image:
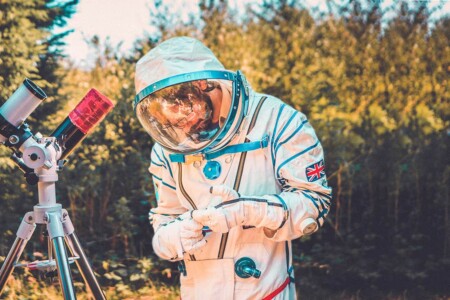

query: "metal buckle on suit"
xmin=184 ymin=154 xmax=204 ymax=164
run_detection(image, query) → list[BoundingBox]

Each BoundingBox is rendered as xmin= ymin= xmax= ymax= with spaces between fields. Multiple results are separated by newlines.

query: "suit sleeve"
xmin=264 ymin=104 xmax=332 ymax=241
xmin=148 ymin=143 xmax=187 ymax=260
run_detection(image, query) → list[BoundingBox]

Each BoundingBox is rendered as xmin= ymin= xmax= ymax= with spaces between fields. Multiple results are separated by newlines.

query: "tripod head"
xmin=0 ymin=78 xmax=114 ymax=186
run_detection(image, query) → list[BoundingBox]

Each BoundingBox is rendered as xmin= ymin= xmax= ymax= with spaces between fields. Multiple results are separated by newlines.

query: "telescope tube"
xmin=51 ymin=89 xmax=114 ymax=160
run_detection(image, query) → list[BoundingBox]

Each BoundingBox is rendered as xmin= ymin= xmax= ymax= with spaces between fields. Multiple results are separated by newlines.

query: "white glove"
xmin=152 ymin=214 xmax=207 ymax=260
xmin=179 ymin=218 xmax=207 ymax=254
xmin=192 ymin=185 xmax=288 ymax=233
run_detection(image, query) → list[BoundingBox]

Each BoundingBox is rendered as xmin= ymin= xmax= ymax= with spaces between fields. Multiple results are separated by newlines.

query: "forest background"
xmin=0 ymin=0 xmax=448 ymax=299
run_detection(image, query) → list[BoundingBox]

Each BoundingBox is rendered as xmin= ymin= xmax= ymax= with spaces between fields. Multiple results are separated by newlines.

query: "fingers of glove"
xmin=212 ymin=212 xmax=230 ymax=233
xmin=192 ymin=210 xmax=212 ymax=226
xmin=193 ymin=208 xmax=229 ymax=233
xmin=179 ymin=211 xmax=194 ymax=220
xmin=181 ymin=239 xmax=195 ymax=253
xmin=181 ymin=235 xmax=207 ymax=254
xmin=210 ymin=185 xmax=239 ymax=201
xmin=186 ymin=238 xmax=207 ymax=253
xmin=180 ymin=229 xmax=202 ymax=240
xmin=181 ymin=218 xmax=204 ymax=232
xmin=180 ymin=221 xmax=204 ymax=240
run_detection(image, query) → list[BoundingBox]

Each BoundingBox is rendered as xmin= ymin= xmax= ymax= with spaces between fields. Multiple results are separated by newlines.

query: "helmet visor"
xmin=136 ymin=79 xmax=232 ymax=153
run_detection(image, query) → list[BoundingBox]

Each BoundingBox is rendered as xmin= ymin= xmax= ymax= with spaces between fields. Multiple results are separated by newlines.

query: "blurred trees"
xmin=0 ymin=0 xmax=448 ymax=297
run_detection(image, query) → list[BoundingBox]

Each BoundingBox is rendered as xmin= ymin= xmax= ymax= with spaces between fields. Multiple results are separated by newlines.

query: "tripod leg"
xmin=0 ymin=212 xmax=36 ymax=295
xmin=66 ymin=233 xmax=106 ymax=300
xmin=47 ymin=212 xmax=76 ymax=300
xmin=62 ymin=211 xmax=106 ymax=300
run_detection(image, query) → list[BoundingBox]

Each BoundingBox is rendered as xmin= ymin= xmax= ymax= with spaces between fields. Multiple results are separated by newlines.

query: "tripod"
xmin=0 ymin=136 xmax=106 ymax=300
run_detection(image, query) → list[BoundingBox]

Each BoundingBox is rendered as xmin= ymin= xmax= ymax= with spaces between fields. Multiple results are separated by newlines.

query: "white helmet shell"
xmin=135 ymin=37 xmax=225 ymax=96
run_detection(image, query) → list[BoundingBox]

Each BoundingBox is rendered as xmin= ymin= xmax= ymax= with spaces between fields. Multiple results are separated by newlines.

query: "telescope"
xmin=0 ymin=78 xmax=114 ymax=300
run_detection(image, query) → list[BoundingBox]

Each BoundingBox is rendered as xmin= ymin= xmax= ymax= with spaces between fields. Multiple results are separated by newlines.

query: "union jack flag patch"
xmin=306 ymin=159 xmax=325 ymax=182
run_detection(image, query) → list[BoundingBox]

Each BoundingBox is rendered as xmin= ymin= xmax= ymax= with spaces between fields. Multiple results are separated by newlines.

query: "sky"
xmin=62 ymin=0 xmax=160 ymax=68
xmin=62 ymin=0 xmax=450 ymax=69
xmin=62 ymin=0 xmax=252 ymax=69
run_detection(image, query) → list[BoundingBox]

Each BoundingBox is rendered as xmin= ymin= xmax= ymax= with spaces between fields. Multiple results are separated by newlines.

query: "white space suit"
xmin=134 ymin=37 xmax=331 ymax=300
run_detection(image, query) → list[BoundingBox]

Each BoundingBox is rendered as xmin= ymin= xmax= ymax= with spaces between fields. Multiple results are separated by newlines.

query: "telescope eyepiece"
xmin=23 ymin=78 xmax=47 ymax=100
xmin=0 ymin=79 xmax=47 ymax=144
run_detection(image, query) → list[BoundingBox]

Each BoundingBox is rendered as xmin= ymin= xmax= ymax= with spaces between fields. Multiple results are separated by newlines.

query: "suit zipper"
xmin=178 ymin=162 xmax=197 ymax=261
xmin=217 ymin=96 xmax=268 ymax=259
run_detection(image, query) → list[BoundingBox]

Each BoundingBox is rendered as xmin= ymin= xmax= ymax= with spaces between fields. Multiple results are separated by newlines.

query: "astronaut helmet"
xmin=134 ymin=37 xmax=248 ymax=154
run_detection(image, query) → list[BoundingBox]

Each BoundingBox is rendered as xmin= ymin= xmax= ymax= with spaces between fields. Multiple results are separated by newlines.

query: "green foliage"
xmin=0 ymin=256 xmax=179 ymax=299
xmin=0 ymin=0 xmax=78 ymax=99
xmin=0 ymin=0 xmax=46 ymax=98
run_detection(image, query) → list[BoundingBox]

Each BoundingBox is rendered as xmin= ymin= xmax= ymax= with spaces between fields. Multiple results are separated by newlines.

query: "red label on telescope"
xmin=68 ymin=89 xmax=114 ymax=134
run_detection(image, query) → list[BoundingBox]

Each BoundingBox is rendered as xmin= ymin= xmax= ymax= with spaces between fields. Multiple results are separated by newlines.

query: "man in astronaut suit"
xmin=134 ymin=36 xmax=331 ymax=299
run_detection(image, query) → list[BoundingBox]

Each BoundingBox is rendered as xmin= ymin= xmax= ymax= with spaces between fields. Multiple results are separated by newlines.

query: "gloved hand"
xmin=179 ymin=217 xmax=207 ymax=254
xmin=192 ymin=185 xmax=289 ymax=233
xmin=152 ymin=213 xmax=207 ymax=260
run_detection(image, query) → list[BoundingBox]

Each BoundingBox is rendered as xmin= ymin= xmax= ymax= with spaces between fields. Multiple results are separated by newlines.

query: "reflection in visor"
xmin=136 ymin=79 xmax=227 ymax=152
xmin=153 ymin=81 xmax=216 ymax=134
